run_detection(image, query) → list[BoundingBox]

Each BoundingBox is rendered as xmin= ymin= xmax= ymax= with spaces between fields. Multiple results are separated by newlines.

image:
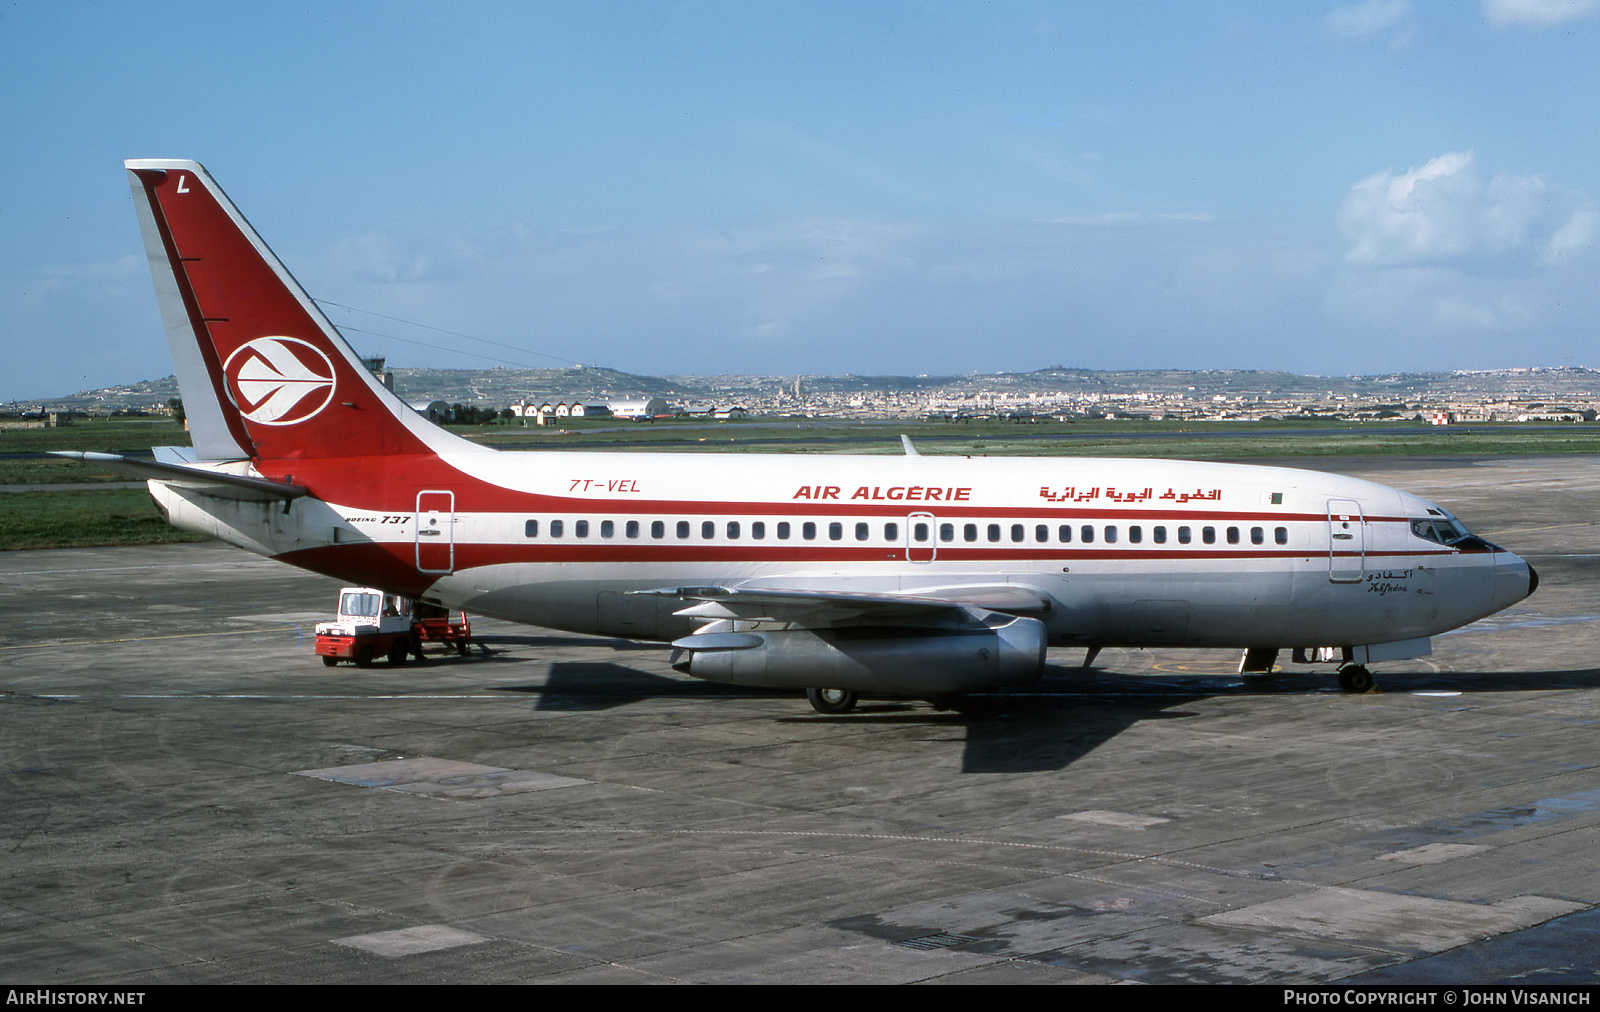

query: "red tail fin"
xmin=125 ymin=160 xmax=470 ymax=462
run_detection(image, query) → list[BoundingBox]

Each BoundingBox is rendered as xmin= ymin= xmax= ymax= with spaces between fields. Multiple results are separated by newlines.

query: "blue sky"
xmin=4 ymin=1 xmax=1598 ymax=401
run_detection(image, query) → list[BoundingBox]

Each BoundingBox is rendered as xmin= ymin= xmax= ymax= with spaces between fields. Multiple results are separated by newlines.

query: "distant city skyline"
xmin=4 ymin=1 xmax=1598 ymax=402
xmin=19 ymin=362 xmax=1600 ymax=428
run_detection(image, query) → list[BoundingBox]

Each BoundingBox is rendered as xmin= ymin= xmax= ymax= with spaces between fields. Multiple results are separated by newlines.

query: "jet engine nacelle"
xmin=670 ymin=615 xmax=1048 ymax=696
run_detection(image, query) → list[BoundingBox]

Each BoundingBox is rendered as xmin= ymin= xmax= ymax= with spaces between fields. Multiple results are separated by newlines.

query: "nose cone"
xmin=1489 ymin=550 xmax=1537 ymax=615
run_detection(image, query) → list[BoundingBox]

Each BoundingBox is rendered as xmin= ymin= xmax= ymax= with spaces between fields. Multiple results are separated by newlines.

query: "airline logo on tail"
xmin=222 ymin=337 xmax=337 ymax=425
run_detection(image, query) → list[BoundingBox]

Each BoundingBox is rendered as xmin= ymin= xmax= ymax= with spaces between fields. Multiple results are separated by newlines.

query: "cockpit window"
xmin=1411 ymin=519 xmax=1468 ymax=544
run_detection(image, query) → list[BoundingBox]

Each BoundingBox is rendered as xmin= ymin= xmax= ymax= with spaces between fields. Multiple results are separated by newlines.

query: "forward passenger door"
xmin=1327 ymin=498 xmax=1364 ymax=583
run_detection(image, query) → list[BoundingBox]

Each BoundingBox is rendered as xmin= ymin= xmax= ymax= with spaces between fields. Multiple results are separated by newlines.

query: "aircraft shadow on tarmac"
xmin=471 ymin=653 xmax=1600 ymax=775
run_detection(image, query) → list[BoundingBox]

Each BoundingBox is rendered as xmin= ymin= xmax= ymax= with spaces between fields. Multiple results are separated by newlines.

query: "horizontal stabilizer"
xmin=51 ymin=451 xmax=309 ymax=502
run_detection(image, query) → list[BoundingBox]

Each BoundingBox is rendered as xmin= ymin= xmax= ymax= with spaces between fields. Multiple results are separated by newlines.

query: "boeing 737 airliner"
xmin=62 ymin=160 xmax=1537 ymax=713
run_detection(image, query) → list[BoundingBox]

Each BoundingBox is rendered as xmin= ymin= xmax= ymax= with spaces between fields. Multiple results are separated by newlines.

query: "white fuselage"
xmin=150 ymin=448 xmax=1534 ymax=653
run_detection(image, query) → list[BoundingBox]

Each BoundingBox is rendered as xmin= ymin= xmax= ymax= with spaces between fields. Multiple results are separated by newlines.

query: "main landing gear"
xmin=1337 ymin=663 xmax=1375 ymax=694
xmin=806 ymin=687 xmax=859 ymax=714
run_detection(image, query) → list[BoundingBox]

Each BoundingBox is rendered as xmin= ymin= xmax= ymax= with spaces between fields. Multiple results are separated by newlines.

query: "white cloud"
xmin=1432 ymin=292 xmax=1534 ymax=330
xmin=1545 ymin=207 xmax=1600 ymax=262
xmin=1040 ymin=212 xmax=1215 ymax=225
xmin=34 ymin=253 xmax=145 ymax=297
xmin=1483 ymin=0 xmax=1600 ymax=29
xmin=1338 ymin=152 xmax=1587 ymax=267
xmin=1324 ymin=1 xmax=1419 ymax=49
xmin=1324 ymin=266 xmax=1537 ymax=337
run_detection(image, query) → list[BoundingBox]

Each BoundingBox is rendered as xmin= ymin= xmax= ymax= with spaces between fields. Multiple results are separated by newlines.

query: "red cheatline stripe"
xmin=313 ymin=543 xmax=1459 ymax=567
xmin=265 ymin=457 xmax=1411 ymax=523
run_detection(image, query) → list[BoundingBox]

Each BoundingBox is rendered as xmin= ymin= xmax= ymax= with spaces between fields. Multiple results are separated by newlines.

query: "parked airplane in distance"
xmin=62 ymin=160 xmax=1538 ymax=713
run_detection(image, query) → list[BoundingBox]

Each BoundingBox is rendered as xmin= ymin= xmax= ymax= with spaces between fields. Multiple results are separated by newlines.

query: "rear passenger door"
xmin=416 ymin=490 xmax=456 ymax=574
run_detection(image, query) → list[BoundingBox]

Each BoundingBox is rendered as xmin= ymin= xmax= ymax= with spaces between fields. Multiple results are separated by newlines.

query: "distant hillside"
xmin=10 ymin=365 xmax=1600 ymax=415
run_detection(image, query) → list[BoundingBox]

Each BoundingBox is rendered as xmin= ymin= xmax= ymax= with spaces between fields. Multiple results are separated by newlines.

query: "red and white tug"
xmin=315 ymin=588 xmax=473 ymax=667
xmin=315 ymin=588 xmax=417 ymax=667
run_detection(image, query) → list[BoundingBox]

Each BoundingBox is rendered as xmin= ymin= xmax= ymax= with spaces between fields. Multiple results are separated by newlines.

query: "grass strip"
xmin=0 ymin=488 xmax=209 ymax=551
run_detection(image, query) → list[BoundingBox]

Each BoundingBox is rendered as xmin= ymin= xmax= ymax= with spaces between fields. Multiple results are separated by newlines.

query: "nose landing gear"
xmin=806 ymin=687 xmax=859 ymax=714
xmin=1337 ymin=663 xmax=1375 ymax=694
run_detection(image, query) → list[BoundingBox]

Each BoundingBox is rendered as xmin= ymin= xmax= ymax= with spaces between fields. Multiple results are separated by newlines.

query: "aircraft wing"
xmin=631 ymin=584 xmax=1051 ymax=624
xmin=51 ymin=451 xmax=310 ymax=502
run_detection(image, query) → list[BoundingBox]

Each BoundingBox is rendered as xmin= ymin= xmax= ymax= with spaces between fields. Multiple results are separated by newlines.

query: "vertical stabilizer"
xmin=124 ymin=160 xmax=474 ymax=462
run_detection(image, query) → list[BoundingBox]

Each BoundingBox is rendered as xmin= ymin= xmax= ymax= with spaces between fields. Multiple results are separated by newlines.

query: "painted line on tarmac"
xmin=1493 ymin=522 xmax=1600 ymax=535
xmin=35 ymin=694 xmax=523 ymax=700
xmin=0 ymin=626 xmax=299 ymax=651
xmin=3 ymin=561 xmax=279 ymax=576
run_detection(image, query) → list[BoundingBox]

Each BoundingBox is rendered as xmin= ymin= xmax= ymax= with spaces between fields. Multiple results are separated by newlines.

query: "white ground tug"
xmin=314 ymin=587 xmax=472 ymax=667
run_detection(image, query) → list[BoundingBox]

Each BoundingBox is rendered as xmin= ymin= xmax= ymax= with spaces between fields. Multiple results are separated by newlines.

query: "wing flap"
xmin=630 ymin=584 xmax=1049 ymax=625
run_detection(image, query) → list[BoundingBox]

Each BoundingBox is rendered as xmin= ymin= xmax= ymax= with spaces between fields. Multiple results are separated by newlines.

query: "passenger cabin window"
xmin=676 ymin=521 xmax=690 ymax=539
xmin=1275 ymin=526 xmax=1288 ymax=545
xmin=1250 ymin=526 xmax=1263 ymax=545
xmin=575 ymin=520 xmax=589 ymax=538
xmin=855 ymin=522 xmax=869 ymax=541
xmin=803 ymin=522 xmax=817 ymax=540
xmin=727 ymin=521 xmax=740 ymax=539
xmin=600 ymin=520 xmax=614 ymax=538
xmin=884 ymin=522 xmax=899 ymax=541
xmin=1058 ymin=525 xmax=1072 ymax=543
xmin=651 ymin=520 xmax=664 ymax=539
xmin=1105 ymin=525 xmax=1118 ymax=544
xmin=987 ymin=524 xmax=1001 ymax=543
xmin=525 ymin=519 xmax=539 ymax=538
xmin=701 ymin=521 xmax=715 ymax=539
xmin=1153 ymin=526 xmax=1167 ymax=544
xmin=1129 ymin=526 xmax=1142 ymax=544
xmin=913 ymin=523 xmax=929 ymax=542
xmin=829 ymin=522 xmax=844 ymax=541
xmin=1178 ymin=526 xmax=1191 ymax=544
xmin=940 ymin=523 xmax=955 ymax=542
xmin=1081 ymin=525 xmax=1094 ymax=544
xmin=1226 ymin=526 xmax=1239 ymax=545
xmin=777 ymin=522 xmax=791 ymax=540
xmin=625 ymin=520 xmax=639 ymax=539
xmin=1035 ymin=525 xmax=1049 ymax=543
xmin=964 ymin=523 xmax=978 ymax=543
xmin=752 ymin=522 xmax=766 ymax=540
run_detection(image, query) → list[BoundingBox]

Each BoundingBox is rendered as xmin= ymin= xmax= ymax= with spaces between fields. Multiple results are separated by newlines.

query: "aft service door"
xmin=416 ymin=490 xmax=456 ymax=574
xmin=906 ymin=512 xmax=936 ymax=563
xmin=1327 ymin=498 xmax=1364 ymax=583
